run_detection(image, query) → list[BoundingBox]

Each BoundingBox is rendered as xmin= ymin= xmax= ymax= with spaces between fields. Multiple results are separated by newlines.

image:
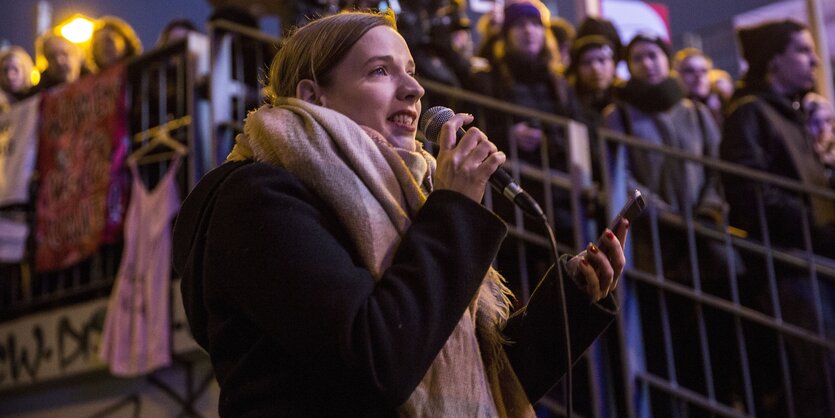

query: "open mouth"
xmin=388 ymin=112 xmax=416 ymax=129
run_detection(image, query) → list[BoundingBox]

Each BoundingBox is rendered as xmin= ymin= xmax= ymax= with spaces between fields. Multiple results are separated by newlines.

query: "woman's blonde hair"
xmin=0 ymin=46 xmax=35 ymax=92
xmin=266 ymin=9 xmax=396 ymax=102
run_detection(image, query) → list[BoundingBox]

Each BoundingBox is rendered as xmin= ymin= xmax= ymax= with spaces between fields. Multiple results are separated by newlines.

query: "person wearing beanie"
xmin=721 ymin=19 xmax=831 ymax=249
xmin=567 ymin=35 xmax=617 ymax=126
xmin=473 ymin=0 xmax=583 ymax=290
xmin=575 ymin=16 xmax=624 ymax=62
xmin=605 ymin=31 xmax=723 ymax=217
xmin=603 ymin=30 xmax=737 ymax=405
xmin=720 ymin=20 xmax=835 ymax=418
xmin=564 ymin=34 xmax=619 ymax=231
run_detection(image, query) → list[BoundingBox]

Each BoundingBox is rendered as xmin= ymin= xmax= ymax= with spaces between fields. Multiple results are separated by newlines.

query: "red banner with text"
xmin=35 ymin=64 xmax=129 ymax=272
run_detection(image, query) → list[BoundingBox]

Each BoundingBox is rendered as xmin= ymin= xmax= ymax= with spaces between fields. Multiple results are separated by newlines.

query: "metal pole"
xmin=35 ymin=1 xmax=52 ymax=37
xmin=807 ymin=0 xmax=833 ymax=102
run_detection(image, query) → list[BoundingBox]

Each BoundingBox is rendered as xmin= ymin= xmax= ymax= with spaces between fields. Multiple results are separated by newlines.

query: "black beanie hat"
xmin=737 ymin=19 xmax=806 ymax=82
xmin=626 ymin=32 xmax=671 ymax=64
xmin=566 ymin=35 xmax=614 ymax=76
xmin=576 ymin=16 xmax=624 ymax=61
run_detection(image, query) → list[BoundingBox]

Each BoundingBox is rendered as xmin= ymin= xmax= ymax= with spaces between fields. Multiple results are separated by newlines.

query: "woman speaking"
xmin=173 ymin=9 xmax=627 ymax=417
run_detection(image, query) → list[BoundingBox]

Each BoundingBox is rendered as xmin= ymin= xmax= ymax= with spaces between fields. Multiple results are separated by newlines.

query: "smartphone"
xmin=609 ymin=189 xmax=646 ymax=230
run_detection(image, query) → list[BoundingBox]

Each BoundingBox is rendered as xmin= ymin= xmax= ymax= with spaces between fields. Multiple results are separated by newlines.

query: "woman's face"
xmin=628 ymin=41 xmax=669 ymax=85
xmin=2 ymin=55 xmax=26 ymax=93
xmin=507 ymin=17 xmax=544 ymax=58
xmin=316 ymin=26 xmax=424 ymax=149
xmin=677 ymin=55 xmax=711 ymax=99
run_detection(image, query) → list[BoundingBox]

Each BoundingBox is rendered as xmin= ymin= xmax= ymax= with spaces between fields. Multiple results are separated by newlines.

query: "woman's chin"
xmin=384 ymin=132 xmax=417 ymax=150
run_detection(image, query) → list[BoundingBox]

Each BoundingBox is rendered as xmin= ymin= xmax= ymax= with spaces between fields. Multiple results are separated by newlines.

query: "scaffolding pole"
xmin=807 ymin=0 xmax=833 ymax=102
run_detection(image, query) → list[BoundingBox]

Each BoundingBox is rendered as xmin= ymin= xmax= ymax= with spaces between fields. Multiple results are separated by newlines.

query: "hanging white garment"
xmin=99 ymin=157 xmax=182 ymax=377
xmin=0 ymin=96 xmax=39 ymax=207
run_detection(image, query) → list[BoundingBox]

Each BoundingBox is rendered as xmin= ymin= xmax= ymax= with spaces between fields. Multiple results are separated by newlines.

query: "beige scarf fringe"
xmin=228 ymin=98 xmax=534 ymax=417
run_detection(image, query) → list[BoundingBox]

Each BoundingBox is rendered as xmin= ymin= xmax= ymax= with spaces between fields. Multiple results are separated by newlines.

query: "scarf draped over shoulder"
xmin=228 ymin=97 xmax=534 ymax=417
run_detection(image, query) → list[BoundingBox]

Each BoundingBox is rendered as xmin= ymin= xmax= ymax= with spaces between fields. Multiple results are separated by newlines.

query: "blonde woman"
xmin=0 ymin=46 xmax=35 ymax=101
xmin=174 ymin=10 xmax=627 ymax=417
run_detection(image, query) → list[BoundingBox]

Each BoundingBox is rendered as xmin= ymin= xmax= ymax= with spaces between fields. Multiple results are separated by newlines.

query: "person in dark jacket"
xmin=173 ymin=10 xmax=628 ymax=417
xmin=566 ymin=35 xmax=617 ymax=129
xmin=476 ymin=1 xmax=582 ymax=165
xmin=474 ymin=2 xmax=584 ymax=288
xmin=720 ymin=19 xmax=835 ymax=418
xmin=721 ymin=20 xmax=834 ymax=252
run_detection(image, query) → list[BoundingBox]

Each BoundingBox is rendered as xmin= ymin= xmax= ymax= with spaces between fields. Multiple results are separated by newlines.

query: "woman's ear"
xmin=296 ymin=79 xmax=326 ymax=106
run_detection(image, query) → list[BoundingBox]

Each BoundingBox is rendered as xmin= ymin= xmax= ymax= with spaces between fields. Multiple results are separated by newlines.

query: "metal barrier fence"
xmin=419 ymin=78 xmax=835 ymax=418
xmin=208 ymin=19 xmax=278 ymax=166
xmin=2 ymin=20 xmax=833 ymax=418
xmin=595 ymin=126 xmax=835 ymax=418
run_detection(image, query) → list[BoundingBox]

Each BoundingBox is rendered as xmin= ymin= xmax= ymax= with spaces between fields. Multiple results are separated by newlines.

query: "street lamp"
xmin=59 ymin=15 xmax=94 ymax=44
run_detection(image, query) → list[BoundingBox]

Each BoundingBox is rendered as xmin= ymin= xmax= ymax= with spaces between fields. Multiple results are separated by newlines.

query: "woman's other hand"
xmin=566 ymin=219 xmax=629 ymax=301
xmin=434 ymin=113 xmax=506 ymax=203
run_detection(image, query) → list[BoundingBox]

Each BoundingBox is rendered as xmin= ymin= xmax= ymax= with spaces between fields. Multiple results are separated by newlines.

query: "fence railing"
xmin=420 ymin=76 xmax=835 ymax=418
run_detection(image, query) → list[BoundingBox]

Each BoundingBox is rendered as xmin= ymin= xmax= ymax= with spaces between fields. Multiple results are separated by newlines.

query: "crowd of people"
xmin=367 ymin=1 xmax=835 ymax=416
xmin=1 ymin=1 xmax=833 ymax=416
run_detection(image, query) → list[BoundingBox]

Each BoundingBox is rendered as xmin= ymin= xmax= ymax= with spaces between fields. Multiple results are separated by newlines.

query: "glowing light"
xmin=60 ymin=17 xmax=94 ymax=44
xmin=30 ymin=69 xmax=40 ymax=86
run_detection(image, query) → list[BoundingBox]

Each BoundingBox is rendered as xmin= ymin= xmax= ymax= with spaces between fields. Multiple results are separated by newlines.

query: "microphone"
xmin=419 ymin=106 xmax=545 ymax=220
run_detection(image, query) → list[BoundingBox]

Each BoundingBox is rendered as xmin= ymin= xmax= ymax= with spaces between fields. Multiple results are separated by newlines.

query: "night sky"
xmin=0 ymin=0 xmax=822 ymax=79
xmin=1 ymin=0 xmax=780 ymax=58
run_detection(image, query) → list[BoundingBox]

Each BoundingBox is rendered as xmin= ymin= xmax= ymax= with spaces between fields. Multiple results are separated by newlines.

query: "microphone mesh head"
xmin=419 ymin=106 xmax=455 ymax=145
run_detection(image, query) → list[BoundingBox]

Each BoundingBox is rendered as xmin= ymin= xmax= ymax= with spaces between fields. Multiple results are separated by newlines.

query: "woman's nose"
xmin=400 ymin=75 xmax=424 ymax=103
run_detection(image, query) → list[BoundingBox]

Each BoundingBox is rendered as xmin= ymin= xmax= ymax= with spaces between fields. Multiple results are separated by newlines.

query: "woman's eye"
xmin=371 ymin=67 xmax=387 ymax=76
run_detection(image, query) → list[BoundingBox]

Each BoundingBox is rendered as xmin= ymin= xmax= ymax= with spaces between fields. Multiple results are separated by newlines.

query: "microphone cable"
xmin=526 ymin=202 xmax=574 ymax=418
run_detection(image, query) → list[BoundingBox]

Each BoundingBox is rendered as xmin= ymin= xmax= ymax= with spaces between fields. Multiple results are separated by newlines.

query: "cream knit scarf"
xmin=227 ymin=98 xmax=534 ymax=417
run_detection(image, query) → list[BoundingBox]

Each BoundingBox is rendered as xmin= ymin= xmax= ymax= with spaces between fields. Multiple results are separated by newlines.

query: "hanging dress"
xmin=99 ymin=156 xmax=182 ymax=377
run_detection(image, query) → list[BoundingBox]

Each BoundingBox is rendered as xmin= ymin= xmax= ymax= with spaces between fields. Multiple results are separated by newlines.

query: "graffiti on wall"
xmin=0 ymin=281 xmax=199 ymax=391
xmin=0 ymin=299 xmax=107 ymax=388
